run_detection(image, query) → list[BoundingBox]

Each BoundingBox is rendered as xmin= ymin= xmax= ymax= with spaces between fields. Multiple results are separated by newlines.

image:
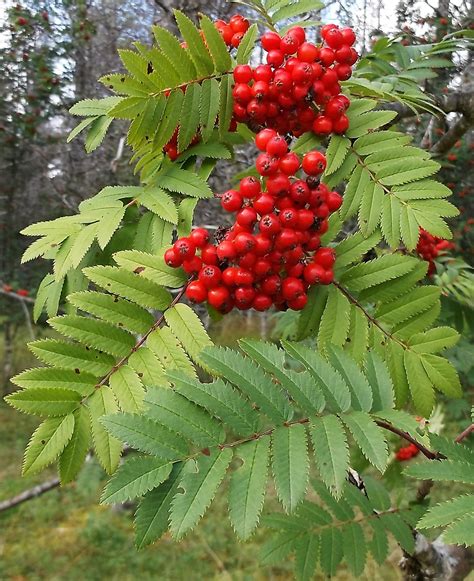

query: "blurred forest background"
xmin=0 ymin=0 xmax=473 ymax=578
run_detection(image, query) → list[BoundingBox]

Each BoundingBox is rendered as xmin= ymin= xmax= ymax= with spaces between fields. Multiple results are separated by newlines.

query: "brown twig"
xmin=455 ymin=422 xmax=474 ymax=443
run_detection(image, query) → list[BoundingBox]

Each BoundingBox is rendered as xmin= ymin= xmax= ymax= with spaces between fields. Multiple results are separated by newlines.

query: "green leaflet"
xmin=358 ymin=182 xmax=384 ymax=236
xmin=405 ymin=460 xmax=474 ymax=484
xmin=137 ymin=187 xmax=178 ymax=224
xmin=341 ymin=411 xmax=388 ymax=472
xmin=113 ymin=250 xmax=186 ymax=288
xmin=229 ymin=437 xmax=270 ymax=540
xmin=201 ymin=346 xmax=292 ymax=423
xmin=239 ymin=339 xmax=325 ymax=413
xmin=12 ymin=367 xmax=96 ymax=397
xmin=170 ymin=448 xmax=233 ymax=538
xmin=158 ymin=166 xmax=213 ymax=199
xmin=199 ymin=15 xmax=232 ymax=73
xmin=6 ymin=388 xmax=81 ymax=417
xmin=296 ymin=285 xmax=329 ymax=340
xmin=168 ymin=372 xmax=259 ymax=436
xmin=283 ymin=342 xmax=351 ymax=413
xmin=342 ymin=522 xmax=367 ymax=576
xmin=320 ymin=527 xmax=344 ymax=576
xmin=365 ymin=352 xmax=395 ymax=412
xmin=334 ymin=229 xmax=382 ymax=270
xmin=109 ymin=366 xmax=145 ymax=413
xmin=22 ymin=414 xmax=75 ymax=476
xmin=88 ymin=387 xmax=122 ymax=474
xmin=327 ymin=346 xmax=372 ymax=412
xmin=272 ymin=424 xmax=309 ymax=513
xmin=68 ymin=290 xmax=155 ymax=335
xmin=83 ymin=265 xmax=173 ymax=309
xmin=59 ymin=406 xmax=91 ymax=484
xmin=417 ymin=494 xmax=474 ymax=530
xmin=310 ymin=415 xmax=349 ymax=498
xmin=236 ymin=24 xmax=258 ymax=64
xmin=135 ymin=463 xmax=184 ymax=548
xmin=164 ymin=304 xmax=213 ymax=365
xmin=174 ymin=10 xmax=213 ymax=76
xmin=178 ymin=83 xmax=201 ymax=152
xmin=317 ymin=285 xmax=350 ymax=351
xmin=147 ymin=326 xmax=196 ymax=377
xmin=404 ymin=350 xmax=435 ymax=417
xmin=101 ymin=456 xmax=173 ymax=504
xmin=295 ymin=534 xmax=319 ymax=581
xmin=100 ymin=412 xmax=188 ymax=460
xmin=129 ymin=348 xmax=168 ymax=388
xmin=29 ymin=339 xmax=115 ymax=376
xmin=324 ymin=135 xmax=350 ymax=175
xmin=49 ymin=315 xmax=135 ymax=358
xmin=144 ymin=389 xmax=224 ymax=448
xmin=199 ymin=78 xmax=220 ymax=142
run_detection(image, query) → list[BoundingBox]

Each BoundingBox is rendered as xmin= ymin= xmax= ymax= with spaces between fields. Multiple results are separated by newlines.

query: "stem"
xmin=375 ymin=420 xmax=441 ymax=460
xmin=455 ymin=423 xmax=474 ymax=443
xmin=333 ymin=281 xmax=408 ymax=349
xmin=94 ymin=280 xmax=190 ymax=389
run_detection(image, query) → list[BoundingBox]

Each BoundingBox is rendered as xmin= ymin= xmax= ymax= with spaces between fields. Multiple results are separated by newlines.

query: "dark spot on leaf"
xmin=120 ymin=77 xmax=125 ymax=82
xmin=134 ymin=266 xmax=145 ymax=274
xmin=41 ymin=440 xmax=46 ymax=445
xmin=201 ymin=448 xmax=210 ymax=456
xmin=75 ymin=368 xmax=80 ymax=374
xmin=138 ymin=373 xmax=143 ymax=378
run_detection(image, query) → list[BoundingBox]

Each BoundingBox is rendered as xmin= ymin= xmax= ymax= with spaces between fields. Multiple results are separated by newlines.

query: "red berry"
xmin=321 ymin=24 xmax=338 ymax=39
xmin=247 ymin=99 xmax=268 ymax=121
xmin=239 ymin=252 xmax=257 ymax=269
xmin=259 ymin=213 xmax=281 ymax=237
xmin=234 ymin=268 xmax=254 ymax=286
xmin=253 ymin=294 xmax=273 ymax=311
xmin=173 ymin=237 xmax=196 ymax=259
xmin=267 ymin=49 xmax=285 ymax=67
xmin=287 ymin=293 xmax=308 ymax=310
xmin=208 ymin=286 xmax=231 ymax=310
xmin=261 ymin=275 xmax=281 ymax=295
xmin=280 ymin=34 xmax=299 ymax=54
xmin=229 ymin=15 xmax=249 ymax=33
xmin=222 ymin=266 xmax=238 ymax=286
xmin=313 ymin=115 xmax=333 ymax=135
xmin=165 ymin=248 xmax=183 ymax=267
xmin=254 ymin=193 xmax=275 ymax=215
xmin=313 ymin=247 xmax=336 ymax=269
xmin=236 ymin=206 xmax=258 ymax=227
xmin=290 ymin=180 xmax=310 ymax=204
xmin=297 ymin=209 xmax=315 ymax=230
xmin=287 ymin=26 xmax=306 ymax=44
xmin=255 ymin=128 xmax=277 ymax=151
xmin=231 ymin=32 xmax=245 ymax=48
xmin=256 ymin=153 xmax=279 ymax=176
xmin=274 ymin=69 xmax=292 ymax=91
xmin=292 ymin=61 xmax=314 ymax=84
xmin=233 ymin=64 xmax=253 ymax=83
xmin=340 ymin=27 xmax=356 ymax=46
xmin=267 ymin=173 xmax=291 ymax=197
xmin=261 ymin=31 xmax=281 ymax=51
xmin=254 ymin=259 xmax=272 ymax=278
xmin=302 ymin=151 xmax=327 ymax=175
xmin=252 ymin=80 xmax=270 ymax=100
xmin=183 ymin=255 xmax=202 ymax=274
xmin=319 ymin=269 xmax=334 ymax=285
xmin=254 ymin=233 xmax=273 ymax=256
xmin=221 ymin=189 xmax=243 ymax=212
xmin=282 ymin=277 xmax=305 ymax=300
xmin=198 ymin=265 xmax=222 ymax=288
xmin=217 ymin=240 xmax=237 ymax=261
xmin=201 ymin=244 xmax=218 ymax=265
xmin=275 ymin=228 xmax=298 ymax=250
xmin=334 ymin=63 xmax=352 ymax=80
xmin=186 ymin=281 xmax=207 ymax=303
xmin=189 ymin=228 xmax=209 ymax=248
xmin=280 ymin=208 xmax=299 ymax=228
xmin=253 ymin=64 xmax=273 ymax=82
xmin=279 ymin=152 xmax=300 ymax=175
xmin=235 ymin=286 xmax=256 ymax=309
xmin=233 ymin=83 xmax=252 ymax=104
xmin=327 ymin=191 xmax=343 ymax=211
xmin=218 ymin=25 xmax=234 ymax=45
xmin=240 ymin=176 xmax=261 ymax=198
xmin=325 ymin=28 xmax=343 ymax=49
xmin=266 ymin=135 xmax=288 ymax=157
xmin=303 ymin=262 xmax=325 ymax=284
xmin=319 ymin=47 xmax=335 ymax=66
xmin=297 ymin=42 xmax=319 ymax=62
xmin=335 ymin=45 xmax=353 ymax=64
xmin=234 ymin=232 xmax=256 ymax=254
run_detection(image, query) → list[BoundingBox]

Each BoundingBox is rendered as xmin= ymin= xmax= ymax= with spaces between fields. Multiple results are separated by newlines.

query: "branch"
xmin=455 ymin=423 xmax=474 ymax=443
xmin=0 ymin=478 xmax=60 ymax=512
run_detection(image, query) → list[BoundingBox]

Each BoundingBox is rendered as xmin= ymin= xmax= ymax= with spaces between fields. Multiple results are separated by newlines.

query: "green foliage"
xmin=262 ymin=480 xmax=420 ymax=578
xmin=405 ymin=436 xmax=474 ymax=547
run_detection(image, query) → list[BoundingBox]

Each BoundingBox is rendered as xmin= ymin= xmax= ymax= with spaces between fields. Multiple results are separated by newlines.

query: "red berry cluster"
xmin=232 ymin=24 xmax=357 ymax=136
xmin=395 ymin=443 xmax=420 ymax=461
xmin=165 ymin=129 xmax=342 ymax=314
xmin=416 ymin=228 xmax=455 ymax=275
xmin=215 ymin=14 xmax=250 ymax=48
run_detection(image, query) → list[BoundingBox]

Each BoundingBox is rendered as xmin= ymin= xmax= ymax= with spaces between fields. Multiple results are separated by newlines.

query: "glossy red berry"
xmin=303 ymin=262 xmax=325 ymax=284
xmin=182 ymin=255 xmax=202 ymax=274
xmin=327 ymin=191 xmax=343 ymax=211
xmin=282 ymin=277 xmax=305 ymax=301
xmin=234 ymin=286 xmax=256 ymax=309
xmin=253 ymin=294 xmax=273 ymax=311
xmin=235 ymin=268 xmax=254 ymax=286
xmin=239 ymin=176 xmax=261 ymax=198
xmin=266 ymin=135 xmax=288 ymax=157
xmin=267 ymin=49 xmax=285 ymax=67
xmin=279 ymin=152 xmax=300 ymax=175
xmin=207 ymin=286 xmax=231 ymax=310
xmin=173 ymin=237 xmax=196 ymax=259
xmin=254 ymin=193 xmax=275 ymax=215
xmin=233 ymin=64 xmax=253 ymax=83
xmin=261 ymin=31 xmax=281 ymax=51
xmin=313 ymin=115 xmax=333 ymax=135
xmin=255 ymin=128 xmax=277 ymax=151
xmin=165 ymin=248 xmax=182 ymax=267
xmin=313 ymin=247 xmax=336 ymax=269
xmin=186 ymin=280 xmax=207 ymax=303
xmin=198 ymin=265 xmax=222 ymax=288
xmin=267 ymin=173 xmax=291 ymax=196
xmin=325 ymin=28 xmax=343 ymax=49
xmin=340 ymin=27 xmax=356 ymax=46
xmin=287 ymin=293 xmax=308 ymax=310
xmin=236 ymin=206 xmax=258 ymax=227
xmin=302 ymin=151 xmax=327 ymax=175
xmin=259 ymin=213 xmax=281 ymax=237
xmin=216 ymin=240 xmax=237 ymax=261
xmin=297 ymin=42 xmax=319 ymax=62
xmin=189 ymin=228 xmax=209 ymax=248
xmin=221 ymin=189 xmax=243 ymax=212
xmin=256 ymin=153 xmax=279 ymax=176
xmin=234 ymin=232 xmax=256 ymax=254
